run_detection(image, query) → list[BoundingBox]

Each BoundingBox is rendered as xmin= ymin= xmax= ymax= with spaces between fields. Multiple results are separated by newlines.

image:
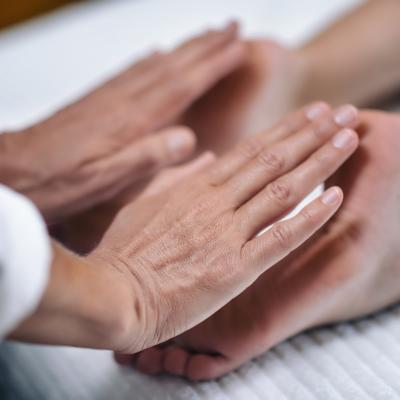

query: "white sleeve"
xmin=0 ymin=184 xmax=52 ymax=338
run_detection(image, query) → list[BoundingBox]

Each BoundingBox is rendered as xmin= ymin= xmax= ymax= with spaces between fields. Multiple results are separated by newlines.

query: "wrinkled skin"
xmin=132 ymin=111 xmax=400 ymax=380
xmin=90 ymin=103 xmax=359 ymax=354
xmin=52 ymin=39 xmax=302 ymax=254
xmin=0 ymin=24 xmax=245 ymax=223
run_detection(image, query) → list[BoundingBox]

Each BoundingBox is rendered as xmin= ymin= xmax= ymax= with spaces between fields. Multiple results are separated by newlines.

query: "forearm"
xmin=8 ymin=241 xmax=137 ymax=351
xmin=298 ymin=0 xmax=400 ymax=106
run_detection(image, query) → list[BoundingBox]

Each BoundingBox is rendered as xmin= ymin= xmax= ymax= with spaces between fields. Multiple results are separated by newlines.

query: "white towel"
xmin=2 ymin=305 xmax=400 ymax=399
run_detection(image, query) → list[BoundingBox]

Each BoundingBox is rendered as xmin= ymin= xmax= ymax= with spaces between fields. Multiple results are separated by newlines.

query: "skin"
xmin=185 ymin=1 xmax=400 ymax=155
xmin=0 ymin=23 xmax=245 ymax=223
xmin=126 ymin=1 xmax=400 ymax=378
xmin=132 ymin=111 xmax=400 ymax=380
xmin=183 ymin=39 xmax=306 ymax=154
xmin=10 ymin=104 xmax=359 ymax=354
xmin=59 ymin=0 xmax=400 ymax=253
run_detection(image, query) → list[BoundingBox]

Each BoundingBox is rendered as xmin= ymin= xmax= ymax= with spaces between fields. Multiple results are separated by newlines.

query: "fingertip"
xmin=165 ymin=126 xmax=197 ymax=161
xmin=321 ymin=186 xmax=343 ymax=207
xmin=196 ymin=151 xmax=217 ymax=165
xmin=334 ymin=104 xmax=359 ymax=128
xmin=331 ymin=128 xmax=359 ymax=150
xmin=225 ymin=20 xmax=240 ymax=35
xmin=304 ymin=101 xmax=331 ymax=121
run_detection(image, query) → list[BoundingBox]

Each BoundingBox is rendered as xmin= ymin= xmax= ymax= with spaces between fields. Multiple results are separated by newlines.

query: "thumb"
xmin=117 ymin=126 xmax=197 ymax=182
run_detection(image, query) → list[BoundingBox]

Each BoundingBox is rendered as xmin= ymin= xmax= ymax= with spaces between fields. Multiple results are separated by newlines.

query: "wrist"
xmin=86 ymin=249 xmax=150 ymax=353
xmin=10 ymin=242 xmax=137 ymax=351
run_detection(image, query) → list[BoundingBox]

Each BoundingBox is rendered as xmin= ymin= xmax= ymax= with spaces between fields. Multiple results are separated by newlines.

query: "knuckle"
xmin=312 ymin=150 xmax=331 ymax=165
xmin=257 ymin=151 xmax=285 ymax=171
xmin=238 ymin=137 xmax=264 ymax=159
xmin=300 ymin=207 xmax=314 ymax=223
xmin=267 ymin=180 xmax=291 ymax=203
xmin=271 ymin=223 xmax=292 ymax=251
xmin=310 ymin=120 xmax=333 ymax=140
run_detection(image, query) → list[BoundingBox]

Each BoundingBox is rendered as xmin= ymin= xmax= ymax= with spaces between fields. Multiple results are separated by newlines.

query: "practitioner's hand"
xmin=0 ymin=24 xmax=244 ymax=223
xmin=132 ymin=110 xmax=400 ymax=381
xmin=91 ymin=102 xmax=359 ymax=354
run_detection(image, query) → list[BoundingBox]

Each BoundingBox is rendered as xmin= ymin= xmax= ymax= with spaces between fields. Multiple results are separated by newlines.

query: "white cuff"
xmin=0 ymin=185 xmax=52 ymax=338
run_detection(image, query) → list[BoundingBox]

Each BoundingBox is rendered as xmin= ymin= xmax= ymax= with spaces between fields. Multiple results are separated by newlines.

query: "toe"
xmin=114 ymin=352 xmax=136 ymax=366
xmin=136 ymin=347 xmax=163 ymax=375
xmin=185 ymin=354 xmax=239 ymax=381
xmin=163 ymin=346 xmax=190 ymax=376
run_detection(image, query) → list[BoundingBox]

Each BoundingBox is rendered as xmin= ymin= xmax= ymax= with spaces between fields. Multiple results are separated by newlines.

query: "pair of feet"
xmin=116 ymin=41 xmax=400 ymax=380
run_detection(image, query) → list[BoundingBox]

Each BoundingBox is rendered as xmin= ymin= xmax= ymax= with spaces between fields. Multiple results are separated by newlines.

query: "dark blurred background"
xmin=0 ymin=0 xmax=79 ymax=29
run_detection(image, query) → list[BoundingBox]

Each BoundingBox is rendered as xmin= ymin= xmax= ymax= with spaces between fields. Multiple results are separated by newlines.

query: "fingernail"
xmin=167 ymin=131 xmax=194 ymax=158
xmin=334 ymin=105 xmax=358 ymax=127
xmin=321 ymin=187 xmax=341 ymax=205
xmin=305 ymin=102 xmax=328 ymax=121
xmin=332 ymin=129 xmax=356 ymax=149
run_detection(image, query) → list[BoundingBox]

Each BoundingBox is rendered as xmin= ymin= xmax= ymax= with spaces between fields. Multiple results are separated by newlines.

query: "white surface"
xmin=0 ymin=185 xmax=51 ymax=337
xmin=4 ymin=1 xmax=400 ymax=399
xmin=0 ymin=0 xmax=364 ymax=130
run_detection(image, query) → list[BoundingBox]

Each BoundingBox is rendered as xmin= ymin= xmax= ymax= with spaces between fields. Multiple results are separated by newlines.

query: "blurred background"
xmin=0 ymin=0 xmax=364 ymax=131
xmin=0 ymin=0 xmax=81 ymax=29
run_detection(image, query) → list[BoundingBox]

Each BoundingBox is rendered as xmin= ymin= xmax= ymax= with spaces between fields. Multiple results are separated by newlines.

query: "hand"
xmin=0 ymin=23 xmax=244 ymax=223
xmin=131 ymin=110 xmax=400 ymax=380
xmin=90 ymin=102 xmax=359 ymax=354
xmin=10 ymin=103 xmax=359 ymax=353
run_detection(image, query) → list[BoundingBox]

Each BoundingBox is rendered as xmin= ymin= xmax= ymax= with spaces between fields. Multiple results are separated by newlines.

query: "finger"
xmin=169 ymin=21 xmax=239 ymax=70
xmin=121 ymin=126 xmax=196 ymax=176
xmin=130 ymin=22 xmax=239 ymax=105
xmin=105 ymin=23 xmax=241 ymax=122
xmin=224 ymin=105 xmax=358 ymax=206
xmin=140 ymin=41 xmax=245 ymax=132
xmin=79 ymin=127 xmax=196 ymax=206
xmin=261 ymin=101 xmax=331 ymax=146
xmin=104 ymin=51 xmax=164 ymax=95
xmin=242 ymin=186 xmax=343 ymax=273
xmin=141 ymin=152 xmax=216 ymax=198
xmin=207 ymin=102 xmax=331 ymax=185
xmin=237 ymin=128 xmax=358 ymax=238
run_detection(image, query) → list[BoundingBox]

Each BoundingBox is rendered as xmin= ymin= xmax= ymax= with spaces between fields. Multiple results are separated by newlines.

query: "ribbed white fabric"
xmin=1 ymin=306 xmax=400 ymax=399
xmin=0 ymin=185 xmax=51 ymax=337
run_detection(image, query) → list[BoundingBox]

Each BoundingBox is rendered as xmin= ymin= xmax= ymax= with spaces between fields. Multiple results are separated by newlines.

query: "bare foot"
xmin=183 ymin=40 xmax=307 ymax=154
xmin=132 ymin=111 xmax=400 ymax=380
